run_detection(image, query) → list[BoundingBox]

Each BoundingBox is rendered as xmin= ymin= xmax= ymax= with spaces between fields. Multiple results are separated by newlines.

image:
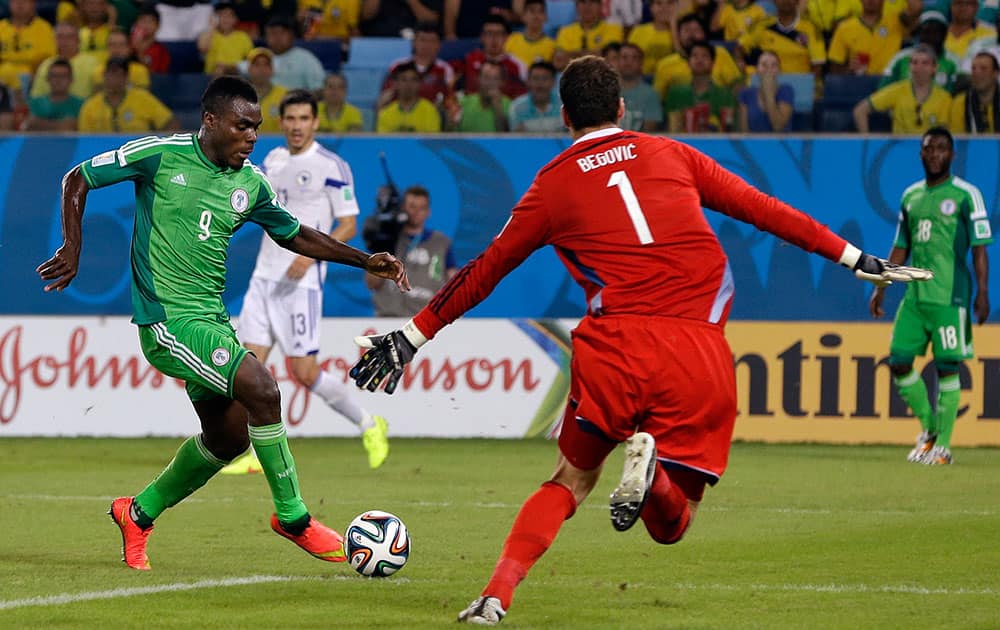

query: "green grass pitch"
xmin=1 ymin=438 xmax=998 ymax=628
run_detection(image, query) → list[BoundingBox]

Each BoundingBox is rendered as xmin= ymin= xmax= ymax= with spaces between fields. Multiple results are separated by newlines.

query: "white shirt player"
xmin=251 ymin=141 xmax=360 ymax=290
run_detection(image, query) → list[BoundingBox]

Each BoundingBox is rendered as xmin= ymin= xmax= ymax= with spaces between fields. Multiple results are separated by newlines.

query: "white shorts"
xmin=238 ymin=277 xmax=322 ymax=357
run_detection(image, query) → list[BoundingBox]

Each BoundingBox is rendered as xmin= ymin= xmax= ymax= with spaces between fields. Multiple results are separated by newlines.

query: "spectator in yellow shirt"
xmin=376 ymin=61 xmax=441 ymax=133
xmin=318 ymin=72 xmax=363 ymax=132
xmin=653 ymin=14 xmax=744 ymax=98
xmin=77 ymin=57 xmax=179 ymax=131
xmin=712 ymin=0 xmax=768 ymax=42
xmin=736 ymin=0 xmax=827 ymax=82
xmin=805 ymin=0 xmax=860 ymax=43
xmin=854 ymin=44 xmax=952 ymax=132
xmin=828 ymin=0 xmax=909 ymax=76
xmin=0 ymin=0 xmax=57 ymax=89
xmin=90 ymin=30 xmax=149 ymax=90
xmin=78 ymin=0 xmax=113 ymax=53
xmin=198 ymin=2 xmax=254 ymax=76
xmin=946 ymin=0 xmax=997 ymax=59
xmin=555 ymin=0 xmax=624 ymax=61
xmin=246 ymin=46 xmax=287 ymax=133
xmin=504 ymin=0 xmax=555 ymax=67
xmin=950 ymin=50 xmax=1000 ymax=132
xmin=628 ymin=0 xmax=679 ymax=75
xmin=31 ymin=21 xmax=100 ymax=99
xmin=300 ymin=0 xmax=359 ymax=40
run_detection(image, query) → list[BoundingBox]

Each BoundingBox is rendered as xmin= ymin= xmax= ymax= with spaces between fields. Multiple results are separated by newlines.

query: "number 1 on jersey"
xmin=607 ymin=170 xmax=653 ymax=244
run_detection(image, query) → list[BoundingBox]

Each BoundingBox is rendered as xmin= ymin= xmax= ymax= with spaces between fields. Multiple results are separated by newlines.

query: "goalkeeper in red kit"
xmin=350 ymin=56 xmax=932 ymax=625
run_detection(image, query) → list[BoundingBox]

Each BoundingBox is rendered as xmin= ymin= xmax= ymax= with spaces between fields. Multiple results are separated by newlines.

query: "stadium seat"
xmin=758 ymin=0 xmax=777 ymax=16
xmin=340 ymin=66 xmax=386 ymax=110
xmin=791 ymin=111 xmax=814 ymax=131
xmin=150 ymin=73 xmax=212 ymax=112
xmin=345 ymin=37 xmax=412 ymax=69
xmin=545 ymin=0 xmax=577 ymax=36
xmin=175 ymin=108 xmax=203 ymax=131
xmin=164 ymin=41 xmax=203 ymax=74
xmin=750 ymin=72 xmax=815 ymax=112
xmin=298 ymin=39 xmax=342 ymax=72
xmin=360 ymin=107 xmax=375 ymax=132
xmin=822 ymin=74 xmax=882 ymax=107
xmin=817 ymin=107 xmax=855 ymax=132
xmin=440 ymin=38 xmax=480 ymax=63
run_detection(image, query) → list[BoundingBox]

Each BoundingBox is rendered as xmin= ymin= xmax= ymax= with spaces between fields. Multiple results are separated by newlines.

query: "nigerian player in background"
xmin=348 ymin=56 xmax=931 ymax=625
xmin=221 ymin=89 xmax=390 ymax=476
xmin=870 ymin=127 xmax=992 ymax=466
xmin=36 ymin=76 xmax=409 ymax=571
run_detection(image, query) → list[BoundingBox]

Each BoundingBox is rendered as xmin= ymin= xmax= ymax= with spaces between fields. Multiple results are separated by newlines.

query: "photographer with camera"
xmin=365 ymin=185 xmax=457 ymax=317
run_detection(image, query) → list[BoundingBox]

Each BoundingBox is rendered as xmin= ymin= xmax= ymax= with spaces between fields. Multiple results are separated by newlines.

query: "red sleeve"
xmin=413 ymin=181 xmax=551 ymax=339
xmin=683 ymin=144 xmax=848 ymax=262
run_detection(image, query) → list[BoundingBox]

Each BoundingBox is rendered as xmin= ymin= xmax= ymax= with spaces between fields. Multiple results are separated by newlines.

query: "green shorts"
xmin=138 ymin=316 xmax=249 ymax=402
xmin=889 ymin=298 xmax=973 ymax=364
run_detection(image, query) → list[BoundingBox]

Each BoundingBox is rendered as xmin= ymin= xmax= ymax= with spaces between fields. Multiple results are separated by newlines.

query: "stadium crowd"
xmin=2 ymin=0 xmax=999 ymax=133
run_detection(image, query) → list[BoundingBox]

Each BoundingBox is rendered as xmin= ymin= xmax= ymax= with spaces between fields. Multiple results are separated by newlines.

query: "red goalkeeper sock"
xmin=483 ymin=481 xmax=577 ymax=609
xmin=640 ymin=466 xmax=691 ymax=544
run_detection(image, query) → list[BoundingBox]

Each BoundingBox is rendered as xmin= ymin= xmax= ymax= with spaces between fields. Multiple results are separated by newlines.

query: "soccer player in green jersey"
xmin=870 ymin=127 xmax=992 ymax=466
xmin=36 ymin=76 xmax=410 ymax=570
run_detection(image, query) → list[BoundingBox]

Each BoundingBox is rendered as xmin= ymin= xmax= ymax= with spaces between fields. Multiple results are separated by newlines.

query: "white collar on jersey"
xmin=288 ymin=140 xmax=319 ymax=158
xmin=572 ymin=126 xmax=624 ymax=145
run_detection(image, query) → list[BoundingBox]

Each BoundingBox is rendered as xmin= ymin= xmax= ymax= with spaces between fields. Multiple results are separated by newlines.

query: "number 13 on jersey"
xmin=608 ymin=170 xmax=654 ymax=244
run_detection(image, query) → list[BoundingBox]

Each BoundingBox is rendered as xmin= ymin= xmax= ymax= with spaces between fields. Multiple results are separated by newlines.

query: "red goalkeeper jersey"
xmin=413 ymin=128 xmax=848 ymax=338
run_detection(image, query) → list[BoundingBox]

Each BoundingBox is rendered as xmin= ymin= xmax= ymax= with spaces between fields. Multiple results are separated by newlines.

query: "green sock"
xmin=894 ymin=370 xmax=934 ymax=433
xmin=935 ymin=374 xmax=961 ymax=449
xmin=249 ymin=423 xmax=309 ymax=526
xmin=134 ymin=435 xmax=227 ymax=526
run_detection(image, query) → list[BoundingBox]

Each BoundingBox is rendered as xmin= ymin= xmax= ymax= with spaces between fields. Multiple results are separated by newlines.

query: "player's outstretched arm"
xmin=278 ymin=224 xmax=411 ymax=291
xmin=37 ymin=165 xmax=89 ymax=292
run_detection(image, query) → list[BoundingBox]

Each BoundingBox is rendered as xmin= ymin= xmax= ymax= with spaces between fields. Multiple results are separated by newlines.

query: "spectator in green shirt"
xmin=665 ymin=41 xmax=738 ymax=132
xmin=452 ymin=60 xmax=510 ymax=132
xmin=25 ymin=58 xmax=83 ymax=131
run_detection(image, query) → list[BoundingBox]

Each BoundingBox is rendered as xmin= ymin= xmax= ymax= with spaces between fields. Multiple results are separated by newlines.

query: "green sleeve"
xmin=963 ymin=188 xmax=994 ymax=246
xmin=246 ymin=167 xmax=300 ymax=241
xmin=79 ymin=137 xmax=162 ymax=188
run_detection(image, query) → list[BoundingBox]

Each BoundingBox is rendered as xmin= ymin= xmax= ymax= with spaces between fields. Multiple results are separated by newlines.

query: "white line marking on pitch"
xmin=0 ymin=575 xmax=319 ymax=611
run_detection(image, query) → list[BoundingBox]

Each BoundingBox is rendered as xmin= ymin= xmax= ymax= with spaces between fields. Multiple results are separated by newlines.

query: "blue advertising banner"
xmin=2 ymin=135 xmax=997 ymax=320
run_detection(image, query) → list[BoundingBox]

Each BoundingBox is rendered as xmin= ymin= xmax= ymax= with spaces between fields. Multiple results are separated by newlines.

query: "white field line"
xmin=3 ymin=494 xmax=997 ymax=517
xmin=1 ymin=575 xmax=995 ymax=612
xmin=0 ymin=575 xmax=323 ymax=611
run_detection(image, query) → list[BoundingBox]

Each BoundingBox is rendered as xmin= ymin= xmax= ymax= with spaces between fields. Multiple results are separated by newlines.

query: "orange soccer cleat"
xmin=108 ymin=497 xmax=153 ymax=570
xmin=270 ymin=514 xmax=347 ymax=562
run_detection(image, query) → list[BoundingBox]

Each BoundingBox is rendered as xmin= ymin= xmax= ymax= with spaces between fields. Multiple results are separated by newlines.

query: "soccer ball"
xmin=345 ymin=510 xmax=410 ymax=577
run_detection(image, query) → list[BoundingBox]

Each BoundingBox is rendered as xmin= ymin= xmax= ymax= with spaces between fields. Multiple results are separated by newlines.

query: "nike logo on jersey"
xmin=171 ymin=173 xmax=187 ymax=186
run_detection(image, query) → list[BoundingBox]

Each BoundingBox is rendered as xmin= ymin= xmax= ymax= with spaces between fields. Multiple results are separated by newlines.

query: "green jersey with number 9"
xmin=894 ymin=175 xmax=993 ymax=307
xmin=80 ymin=134 xmax=300 ymax=325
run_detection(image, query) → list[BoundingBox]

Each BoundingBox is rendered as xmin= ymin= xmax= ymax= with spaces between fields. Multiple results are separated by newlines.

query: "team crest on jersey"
xmin=211 ymin=347 xmax=231 ymax=366
xmin=939 ymin=199 xmax=957 ymax=216
xmin=230 ymin=188 xmax=250 ymax=213
xmin=296 ymin=170 xmax=312 ymax=187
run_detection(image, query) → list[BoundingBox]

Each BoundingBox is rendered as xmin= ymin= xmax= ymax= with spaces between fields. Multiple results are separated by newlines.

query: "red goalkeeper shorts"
xmin=557 ymin=314 xmax=737 ymax=484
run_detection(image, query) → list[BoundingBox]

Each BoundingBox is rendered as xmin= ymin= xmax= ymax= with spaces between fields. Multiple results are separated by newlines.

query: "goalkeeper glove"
xmin=350 ymin=321 xmax=426 ymax=394
xmin=840 ymin=245 xmax=933 ymax=287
